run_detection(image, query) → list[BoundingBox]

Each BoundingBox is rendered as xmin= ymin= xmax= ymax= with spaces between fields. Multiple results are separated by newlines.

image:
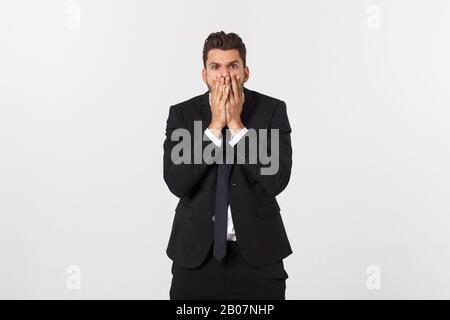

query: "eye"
xmin=211 ymin=65 xmax=218 ymax=70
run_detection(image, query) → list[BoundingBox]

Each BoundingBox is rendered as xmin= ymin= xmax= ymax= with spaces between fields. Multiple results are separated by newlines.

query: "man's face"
xmin=202 ymin=49 xmax=250 ymax=93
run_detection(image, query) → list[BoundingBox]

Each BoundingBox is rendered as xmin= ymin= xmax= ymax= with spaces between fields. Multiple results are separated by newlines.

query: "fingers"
xmin=225 ymin=76 xmax=231 ymax=102
xmin=230 ymin=73 xmax=240 ymax=102
xmin=213 ymin=77 xmax=223 ymax=103
xmin=213 ymin=74 xmax=224 ymax=98
xmin=212 ymin=74 xmax=220 ymax=99
xmin=220 ymin=77 xmax=230 ymax=104
xmin=217 ymin=76 xmax=224 ymax=102
xmin=212 ymin=75 xmax=235 ymax=107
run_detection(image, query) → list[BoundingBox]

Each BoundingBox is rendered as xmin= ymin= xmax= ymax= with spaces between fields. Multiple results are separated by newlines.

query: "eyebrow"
xmin=209 ymin=60 xmax=240 ymax=66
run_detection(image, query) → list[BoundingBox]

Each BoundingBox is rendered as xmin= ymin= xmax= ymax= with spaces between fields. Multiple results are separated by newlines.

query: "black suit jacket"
xmin=163 ymin=87 xmax=293 ymax=268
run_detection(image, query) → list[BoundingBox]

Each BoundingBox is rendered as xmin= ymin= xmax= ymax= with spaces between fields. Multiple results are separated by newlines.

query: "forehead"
xmin=206 ymin=49 xmax=242 ymax=64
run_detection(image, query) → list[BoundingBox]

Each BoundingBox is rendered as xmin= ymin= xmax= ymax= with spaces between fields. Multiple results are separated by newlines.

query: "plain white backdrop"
xmin=1 ymin=0 xmax=450 ymax=299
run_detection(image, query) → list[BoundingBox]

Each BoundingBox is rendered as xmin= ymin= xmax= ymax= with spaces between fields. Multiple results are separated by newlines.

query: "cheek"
xmin=235 ymin=71 xmax=245 ymax=82
xmin=207 ymin=72 xmax=217 ymax=81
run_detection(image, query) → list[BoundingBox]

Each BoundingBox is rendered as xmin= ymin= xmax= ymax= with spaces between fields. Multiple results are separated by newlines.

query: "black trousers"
xmin=169 ymin=241 xmax=289 ymax=300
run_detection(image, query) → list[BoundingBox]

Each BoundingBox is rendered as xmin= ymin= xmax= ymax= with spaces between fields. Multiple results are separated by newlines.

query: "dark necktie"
xmin=213 ymin=129 xmax=231 ymax=261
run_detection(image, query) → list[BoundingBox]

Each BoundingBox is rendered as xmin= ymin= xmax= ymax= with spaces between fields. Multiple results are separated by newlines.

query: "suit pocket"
xmin=256 ymin=201 xmax=280 ymax=219
xmin=259 ymin=260 xmax=289 ymax=280
xmin=175 ymin=201 xmax=193 ymax=220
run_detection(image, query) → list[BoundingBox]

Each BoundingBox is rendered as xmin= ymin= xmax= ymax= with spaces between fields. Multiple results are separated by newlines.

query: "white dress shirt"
xmin=204 ymin=93 xmax=248 ymax=241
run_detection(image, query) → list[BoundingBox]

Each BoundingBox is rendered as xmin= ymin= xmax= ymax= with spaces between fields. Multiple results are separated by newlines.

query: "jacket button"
xmin=211 ymin=215 xmax=215 ymax=222
xmin=232 ymin=183 xmax=236 ymax=186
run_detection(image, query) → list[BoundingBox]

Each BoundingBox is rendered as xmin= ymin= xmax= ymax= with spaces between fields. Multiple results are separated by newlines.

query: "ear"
xmin=202 ymin=69 xmax=207 ymax=84
xmin=243 ymin=66 xmax=250 ymax=83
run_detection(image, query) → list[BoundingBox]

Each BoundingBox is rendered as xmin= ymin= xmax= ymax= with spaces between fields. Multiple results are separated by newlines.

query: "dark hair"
xmin=202 ymin=31 xmax=247 ymax=68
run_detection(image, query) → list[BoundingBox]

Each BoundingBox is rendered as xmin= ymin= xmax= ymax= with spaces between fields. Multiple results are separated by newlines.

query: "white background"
xmin=1 ymin=0 xmax=450 ymax=299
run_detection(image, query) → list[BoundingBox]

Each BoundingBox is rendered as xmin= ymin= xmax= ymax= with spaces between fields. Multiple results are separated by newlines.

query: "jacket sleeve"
xmin=235 ymin=101 xmax=292 ymax=197
xmin=163 ymin=105 xmax=216 ymax=198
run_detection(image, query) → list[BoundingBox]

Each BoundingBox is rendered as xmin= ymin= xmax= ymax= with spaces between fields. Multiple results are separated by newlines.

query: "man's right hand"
xmin=208 ymin=75 xmax=230 ymax=138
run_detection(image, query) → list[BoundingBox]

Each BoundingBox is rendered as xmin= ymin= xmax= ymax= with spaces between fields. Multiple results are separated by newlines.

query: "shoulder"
xmin=249 ymin=88 xmax=284 ymax=104
xmin=169 ymin=93 xmax=205 ymax=114
xmin=247 ymin=88 xmax=287 ymax=112
xmin=247 ymin=88 xmax=290 ymax=129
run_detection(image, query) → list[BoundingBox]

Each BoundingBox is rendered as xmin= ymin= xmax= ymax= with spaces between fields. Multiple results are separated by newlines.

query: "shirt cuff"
xmin=229 ymin=127 xmax=248 ymax=147
xmin=204 ymin=128 xmax=223 ymax=147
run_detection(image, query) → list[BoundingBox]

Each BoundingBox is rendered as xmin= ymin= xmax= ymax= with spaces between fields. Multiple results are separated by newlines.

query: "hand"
xmin=225 ymin=73 xmax=245 ymax=135
xmin=208 ymin=75 xmax=229 ymax=137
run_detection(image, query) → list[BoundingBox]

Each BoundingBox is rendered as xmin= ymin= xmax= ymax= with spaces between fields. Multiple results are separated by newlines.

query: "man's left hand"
xmin=225 ymin=73 xmax=245 ymax=135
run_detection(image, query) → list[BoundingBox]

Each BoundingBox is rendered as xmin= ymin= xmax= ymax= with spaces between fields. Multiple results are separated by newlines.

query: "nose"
xmin=220 ymin=66 xmax=230 ymax=77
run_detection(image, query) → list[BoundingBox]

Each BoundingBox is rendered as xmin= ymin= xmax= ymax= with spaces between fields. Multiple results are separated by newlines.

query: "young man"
xmin=163 ymin=31 xmax=293 ymax=300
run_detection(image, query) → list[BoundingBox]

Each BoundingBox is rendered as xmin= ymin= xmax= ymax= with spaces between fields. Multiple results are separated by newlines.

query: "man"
xmin=163 ymin=31 xmax=293 ymax=300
